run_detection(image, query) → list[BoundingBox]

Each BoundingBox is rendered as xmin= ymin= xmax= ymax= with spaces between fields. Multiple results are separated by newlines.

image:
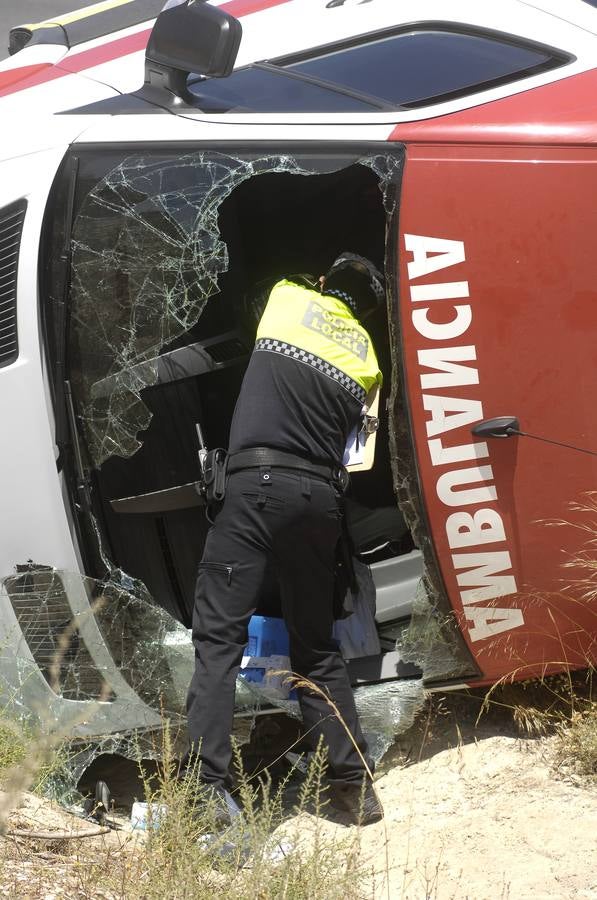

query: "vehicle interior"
xmin=53 ymin=147 xmax=423 ymax=684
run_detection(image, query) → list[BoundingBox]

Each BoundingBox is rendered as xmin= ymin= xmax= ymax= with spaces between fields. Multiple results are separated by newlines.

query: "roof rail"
xmin=9 ymin=0 xmax=165 ymax=55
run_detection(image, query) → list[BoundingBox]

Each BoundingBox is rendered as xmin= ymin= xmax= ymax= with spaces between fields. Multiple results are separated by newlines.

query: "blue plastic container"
xmin=239 ymin=616 xmax=296 ymax=699
xmin=246 ymin=616 xmax=290 ymax=657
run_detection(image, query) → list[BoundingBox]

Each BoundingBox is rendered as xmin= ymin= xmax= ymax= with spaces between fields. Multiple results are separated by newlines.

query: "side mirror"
xmin=145 ymin=0 xmax=242 ymax=99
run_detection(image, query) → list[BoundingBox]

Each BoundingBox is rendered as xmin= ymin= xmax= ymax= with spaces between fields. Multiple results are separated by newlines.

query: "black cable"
xmin=508 ymin=428 xmax=597 ymax=458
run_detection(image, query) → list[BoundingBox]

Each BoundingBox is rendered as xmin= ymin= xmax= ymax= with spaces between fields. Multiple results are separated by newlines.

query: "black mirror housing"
xmin=145 ymin=1 xmax=242 ymax=99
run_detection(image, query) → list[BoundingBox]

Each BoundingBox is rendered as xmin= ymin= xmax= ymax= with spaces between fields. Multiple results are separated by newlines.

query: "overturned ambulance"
xmin=0 ymin=0 xmax=596 ymax=752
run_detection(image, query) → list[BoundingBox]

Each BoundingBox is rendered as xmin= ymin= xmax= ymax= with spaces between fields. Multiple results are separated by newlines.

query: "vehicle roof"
xmin=0 ymin=0 xmax=596 ymax=161
xmin=1 ymin=0 xmax=597 ymax=112
xmin=516 ymin=0 xmax=597 ymax=36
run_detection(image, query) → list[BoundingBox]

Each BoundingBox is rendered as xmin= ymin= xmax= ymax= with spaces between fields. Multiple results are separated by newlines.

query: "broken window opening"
xmin=11 ymin=143 xmax=477 ymax=800
xmin=67 ymin=149 xmax=398 ymax=468
xmin=66 ymin=149 xmax=404 ymax=618
xmin=61 ymin=146 xmax=476 ymax=681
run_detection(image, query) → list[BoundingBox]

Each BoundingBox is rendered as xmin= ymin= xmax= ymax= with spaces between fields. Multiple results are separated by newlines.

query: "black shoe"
xmin=329 ymin=779 xmax=384 ymax=826
xmin=195 ymin=782 xmax=242 ymax=832
xmin=196 ymin=786 xmax=249 ymax=867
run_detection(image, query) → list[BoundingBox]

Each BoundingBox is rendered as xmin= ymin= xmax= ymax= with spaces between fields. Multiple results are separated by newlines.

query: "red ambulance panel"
xmin=399 ymin=141 xmax=597 ymax=683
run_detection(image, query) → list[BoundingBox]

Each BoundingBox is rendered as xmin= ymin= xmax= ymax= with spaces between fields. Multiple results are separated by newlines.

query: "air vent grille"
xmin=0 ymin=200 xmax=26 ymax=369
xmin=5 ymin=569 xmax=113 ymax=701
xmin=206 ymin=337 xmax=247 ymax=363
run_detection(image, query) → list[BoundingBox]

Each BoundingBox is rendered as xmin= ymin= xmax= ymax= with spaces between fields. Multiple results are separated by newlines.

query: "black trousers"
xmin=186 ymin=467 xmax=370 ymax=786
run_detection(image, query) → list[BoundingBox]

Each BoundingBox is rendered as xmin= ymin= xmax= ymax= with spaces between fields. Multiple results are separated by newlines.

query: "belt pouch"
xmin=203 ymin=448 xmax=228 ymax=503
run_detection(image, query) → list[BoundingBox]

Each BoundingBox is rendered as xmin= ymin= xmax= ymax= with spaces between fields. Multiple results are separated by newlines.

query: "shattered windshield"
xmin=69 ymin=150 xmax=400 ymax=467
xmin=2 ymin=143 xmax=477 ymax=797
xmin=66 ymin=144 xmax=474 ymax=679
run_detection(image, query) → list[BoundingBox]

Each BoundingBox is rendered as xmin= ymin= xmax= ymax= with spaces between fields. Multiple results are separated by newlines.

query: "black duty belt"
xmin=227 ymin=447 xmax=348 ymax=488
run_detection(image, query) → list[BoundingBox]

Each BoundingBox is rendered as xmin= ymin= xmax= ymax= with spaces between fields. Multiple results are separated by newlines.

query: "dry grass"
xmin=0 ymin=718 xmax=72 ymax=802
xmin=0 ymin=669 xmax=596 ymax=898
xmin=554 ymin=706 xmax=597 ymax=781
xmin=1 ymin=508 xmax=596 ymax=898
xmin=0 ymin=699 xmax=379 ymax=900
xmin=475 ymin=662 xmax=597 ymax=788
xmin=92 ymin=714 xmax=376 ymax=900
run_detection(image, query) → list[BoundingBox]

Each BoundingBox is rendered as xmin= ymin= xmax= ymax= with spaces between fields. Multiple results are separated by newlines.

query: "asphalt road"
xmin=0 ymin=1 xmax=91 ymax=60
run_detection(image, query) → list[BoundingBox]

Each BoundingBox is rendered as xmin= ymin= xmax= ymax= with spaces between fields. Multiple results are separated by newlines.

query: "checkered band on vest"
xmin=255 ymin=337 xmax=366 ymax=405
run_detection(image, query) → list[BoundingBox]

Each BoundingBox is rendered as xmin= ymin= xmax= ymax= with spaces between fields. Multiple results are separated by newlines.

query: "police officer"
xmin=186 ymin=253 xmax=385 ymax=825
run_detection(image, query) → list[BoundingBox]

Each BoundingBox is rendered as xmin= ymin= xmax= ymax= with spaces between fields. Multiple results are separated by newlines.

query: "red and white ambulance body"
xmin=0 ymin=0 xmax=595 ymax=737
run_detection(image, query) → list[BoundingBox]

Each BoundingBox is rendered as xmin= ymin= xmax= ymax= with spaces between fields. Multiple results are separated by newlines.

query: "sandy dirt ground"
xmin=1 ymin=706 xmax=596 ymax=899
xmin=271 ymin=678 xmax=597 ymax=900
xmin=297 ymin=731 xmax=597 ymax=899
xmin=0 ymin=790 xmax=142 ymax=898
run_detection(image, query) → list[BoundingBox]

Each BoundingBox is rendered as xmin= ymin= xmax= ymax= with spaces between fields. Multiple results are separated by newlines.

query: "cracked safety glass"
xmin=0 ymin=566 xmax=422 ymax=797
xmin=0 ymin=567 xmax=264 ymax=796
xmin=11 ymin=144 xmax=478 ymax=798
xmin=68 ymin=150 xmax=400 ymax=467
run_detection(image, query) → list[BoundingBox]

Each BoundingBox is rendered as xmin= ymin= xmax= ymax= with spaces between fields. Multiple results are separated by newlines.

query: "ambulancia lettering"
xmin=404 ymin=234 xmax=523 ymax=643
xmin=303 ymin=300 xmax=369 ymax=360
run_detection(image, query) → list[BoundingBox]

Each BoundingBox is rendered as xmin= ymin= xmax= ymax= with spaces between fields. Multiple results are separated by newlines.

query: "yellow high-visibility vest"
xmin=256 ymin=280 xmax=382 ymax=406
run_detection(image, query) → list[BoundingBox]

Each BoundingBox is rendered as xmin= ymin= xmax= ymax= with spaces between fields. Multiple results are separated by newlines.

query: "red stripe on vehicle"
xmin=0 ymin=63 xmax=53 ymax=93
xmin=388 ymin=68 xmax=597 ymax=146
xmin=221 ymin=0 xmax=290 ymax=15
xmin=0 ymin=30 xmax=150 ymax=98
xmin=0 ymin=0 xmax=292 ymax=99
xmin=58 ymin=27 xmax=151 ymax=74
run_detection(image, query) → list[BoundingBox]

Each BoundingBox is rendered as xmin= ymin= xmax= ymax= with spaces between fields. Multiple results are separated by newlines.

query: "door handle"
xmin=472 ymin=417 xmax=520 ymax=439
